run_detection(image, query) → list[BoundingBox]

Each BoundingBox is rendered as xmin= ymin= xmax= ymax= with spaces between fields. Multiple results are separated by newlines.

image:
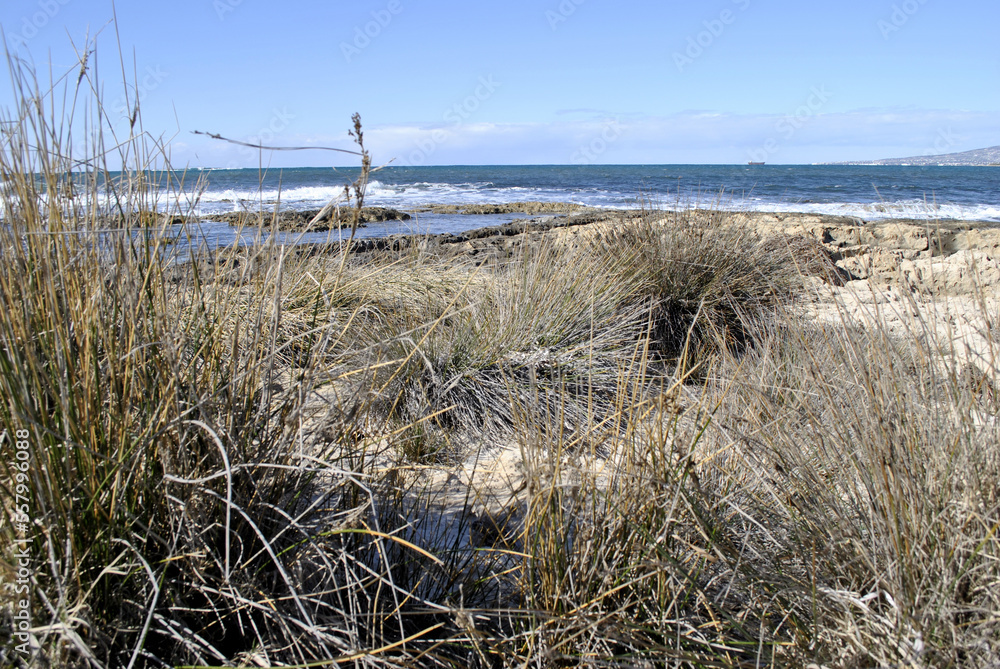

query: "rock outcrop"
xmin=205 ymin=206 xmax=411 ymax=231
xmin=736 ymin=212 xmax=1000 ymax=294
xmin=408 ymin=201 xmax=590 ymax=216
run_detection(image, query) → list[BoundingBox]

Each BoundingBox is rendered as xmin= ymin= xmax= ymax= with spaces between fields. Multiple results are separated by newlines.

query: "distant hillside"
xmin=830 ymin=145 xmax=1000 ymax=166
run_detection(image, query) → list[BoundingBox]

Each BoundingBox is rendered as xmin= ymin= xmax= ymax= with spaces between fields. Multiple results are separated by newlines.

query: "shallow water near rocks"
xmin=160 ymin=211 xmax=535 ymax=256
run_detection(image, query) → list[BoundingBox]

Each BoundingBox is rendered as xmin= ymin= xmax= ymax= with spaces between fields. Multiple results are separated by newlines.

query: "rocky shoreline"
xmin=203 ymin=200 xmax=600 ymax=232
xmin=290 ymin=207 xmax=647 ymax=264
xmin=283 ymin=206 xmax=1000 ymax=292
xmin=166 ymin=201 xmax=598 ymax=233
xmin=185 ymin=201 xmax=1000 ymax=293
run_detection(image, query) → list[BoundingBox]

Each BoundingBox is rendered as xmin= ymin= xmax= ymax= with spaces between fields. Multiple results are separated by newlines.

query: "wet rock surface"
xmin=408 ymin=201 xmax=591 ymax=216
xmin=204 ymin=207 xmax=411 ymax=231
xmin=95 ymin=211 xmax=197 ymax=227
xmin=328 ymin=208 xmax=646 ymax=264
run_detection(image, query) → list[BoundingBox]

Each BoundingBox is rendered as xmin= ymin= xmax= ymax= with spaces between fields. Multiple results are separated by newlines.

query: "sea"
xmin=163 ymin=164 xmax=1000 ymax=247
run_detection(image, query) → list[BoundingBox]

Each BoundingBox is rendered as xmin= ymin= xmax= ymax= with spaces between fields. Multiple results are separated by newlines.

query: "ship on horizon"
xmin=747 ymin=161 xmax=765 ymax=165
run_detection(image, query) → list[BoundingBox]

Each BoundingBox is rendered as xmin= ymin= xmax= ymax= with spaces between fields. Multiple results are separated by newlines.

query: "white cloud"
xmin=169 ymin=109 xmax=1000 ymax=167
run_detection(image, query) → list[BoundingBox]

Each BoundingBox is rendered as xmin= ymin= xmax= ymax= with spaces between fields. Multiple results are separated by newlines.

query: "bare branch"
xmin=191 ymin=130 xmax=363 ymax=156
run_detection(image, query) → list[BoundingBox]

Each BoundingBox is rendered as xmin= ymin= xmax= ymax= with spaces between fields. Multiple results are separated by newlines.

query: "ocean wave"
xmin=729 ymin=199 xmax=1000 ymax=222
xmin=187 ymin=171 xmax=1000 ymax=223
xmin=197 ymin=185 xmax=349 ymax=205
xmin=192 ymin=179 xmax=620 ymax=213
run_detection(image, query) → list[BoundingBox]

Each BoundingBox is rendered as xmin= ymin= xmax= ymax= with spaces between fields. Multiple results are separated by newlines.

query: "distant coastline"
xmin=825 ymin=145 xmax=1000 ymax=167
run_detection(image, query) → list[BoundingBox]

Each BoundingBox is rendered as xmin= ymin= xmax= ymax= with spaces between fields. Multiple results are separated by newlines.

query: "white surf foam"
xmin=190 ymin=177 xmax=1000 ymax=223
xmin=732 ymin=199 xmax=1000 ymax=222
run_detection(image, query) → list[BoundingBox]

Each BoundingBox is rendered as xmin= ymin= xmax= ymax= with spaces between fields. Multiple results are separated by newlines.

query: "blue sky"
xmin=1 ymin=0 xmax=998 ymax=166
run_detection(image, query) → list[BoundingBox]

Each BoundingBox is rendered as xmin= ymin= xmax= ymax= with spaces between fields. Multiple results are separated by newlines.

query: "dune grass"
xmin=1 ymin=45 xmax=998 ymax=668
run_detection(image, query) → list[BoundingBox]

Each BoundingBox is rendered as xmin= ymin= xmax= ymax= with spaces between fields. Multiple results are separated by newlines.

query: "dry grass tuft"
xmin=590 ymin=210 xmax=803 ymax=368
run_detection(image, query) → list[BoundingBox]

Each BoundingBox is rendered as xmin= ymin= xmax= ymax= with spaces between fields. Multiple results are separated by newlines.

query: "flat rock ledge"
xmin=294 ymin=208 xmax=645 ymax=264
xmin=206 ymin=207 xmax=412 ymax=231
xmin=408 ymin=201 xmax=591 ymax=216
